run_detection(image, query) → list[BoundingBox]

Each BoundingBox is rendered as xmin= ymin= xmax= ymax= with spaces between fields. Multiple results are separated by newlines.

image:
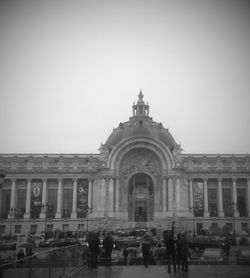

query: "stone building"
xmin=0 ymin=91 xmax=250 ymax=235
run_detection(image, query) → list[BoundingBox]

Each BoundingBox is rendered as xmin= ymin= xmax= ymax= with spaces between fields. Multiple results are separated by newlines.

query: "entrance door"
xmin=135 ymin=200 xmax=147 ymax=221
xmin=128 ymin=173 xmax=154 ymax=222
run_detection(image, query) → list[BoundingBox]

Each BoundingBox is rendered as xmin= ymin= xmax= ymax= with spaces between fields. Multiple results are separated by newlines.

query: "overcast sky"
xmin=0 ymin=0 xmax=249 ymax=155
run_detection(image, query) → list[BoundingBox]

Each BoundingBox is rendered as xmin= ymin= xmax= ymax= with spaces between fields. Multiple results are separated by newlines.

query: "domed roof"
xmin=104 ymin=91 xmax=178 ymax=151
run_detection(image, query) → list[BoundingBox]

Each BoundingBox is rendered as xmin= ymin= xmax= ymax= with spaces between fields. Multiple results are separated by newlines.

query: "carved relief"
xmin=98 ymin=144 xmax=109 ymax=167
xmin=172 ymin=145 xmax=183 ymax=166
xmin=121 ymin=149 xmax=162 ymax=179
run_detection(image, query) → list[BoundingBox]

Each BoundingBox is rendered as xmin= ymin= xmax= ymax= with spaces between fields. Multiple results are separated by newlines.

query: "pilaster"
xmin=55 ymin=178 xmax=63 ymax=219
xmin=232 ymin=177 xmax=239 ymax=217
xmin=247 ymin=178 xmax=250 ymax=217
xmin=8 ymin=178 xmax=16 ymax=219
xmin=115 ymin=178 xmax=120 ymax=212
xmin=24 ymin=179 xmax=32 ymax=219
xmin=71 ymin=178 xmax=78 ymax=219
xmin=167 ymin=176 xmax=173 ymax=212
xmin=88 ymin=179 xmax=93 ymax=211
xmin=40 ymin=178 xmax=47 ymax=219
xmin=189 ymin=179 xmax=193 ymax=215
xmin=162 ymin=177 xmax=167 ymax=212
xmin=217 ymin=178 xmax=224 ymax=217
xmin=109 ymin=177 xmax=115 ymax=214
xmin=175 ymin=176 xmax=181 ymax=211
xmin=203 ymin=178 xmax=209 ymax=217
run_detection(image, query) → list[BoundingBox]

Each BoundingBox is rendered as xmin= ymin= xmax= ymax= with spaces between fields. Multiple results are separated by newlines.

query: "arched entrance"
xmin=128 ymin=173 xmax=154 ymax=223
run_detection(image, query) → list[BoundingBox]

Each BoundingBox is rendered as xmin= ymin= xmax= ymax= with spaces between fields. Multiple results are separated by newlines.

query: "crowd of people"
xmin=85 ymin=221 xmax=190 ymax=272
xmin=164 ymin=221 xmax=189 ymax=273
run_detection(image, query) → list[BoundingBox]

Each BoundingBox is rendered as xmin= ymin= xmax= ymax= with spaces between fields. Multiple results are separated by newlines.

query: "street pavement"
xmin=73 ymin=265 xmax=250 ymax=278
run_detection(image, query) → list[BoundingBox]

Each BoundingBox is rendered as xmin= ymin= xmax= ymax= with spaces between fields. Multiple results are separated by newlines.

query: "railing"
xmin=1 ymin=243 xmax=250 ymax=278
xmin=0 ymin=244 xmax=88 ymax=278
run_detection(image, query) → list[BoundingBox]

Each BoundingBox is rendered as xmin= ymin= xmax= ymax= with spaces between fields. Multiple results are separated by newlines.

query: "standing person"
xmin=103 ymin=232 xmax=114 ymax=266
xmin=164 ymin=221 xmax=176 ymax=273
xmin=224 ymin=237 xmax=231 ymax=258
xmin=141 ymin=232 xmax=152 ymax=268
xmin=181 ymin=232 xmax=189 ymax=272
xmin=176 ymin=233 xmax=182 ymax=271
xmin=88 ymin=231 xmax=100 ymax=268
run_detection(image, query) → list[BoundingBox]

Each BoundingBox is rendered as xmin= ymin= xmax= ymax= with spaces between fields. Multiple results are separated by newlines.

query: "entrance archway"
xmin=128 ymin=173 xmax=154 ymax=222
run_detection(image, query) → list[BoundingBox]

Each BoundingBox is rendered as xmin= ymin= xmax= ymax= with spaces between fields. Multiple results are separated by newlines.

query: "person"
xmin=176 ymin=233 xmax=182 ymax=271
xmin=181 ymin=232 xmax=189 ymax=272
xmin=164 ymin=221 xmax=176 ymax=273
xmin=26 ymin=246 xmax=32 ymax=257
xmin=141 ymin=232 xmax=152 ymax=268
xmin=103 ymin=232 xmax=114 ymax=266
xmin=88 ymin=231 xmax=100 ymax=268
xmin=17 ymin=249 xmax=25 ymax=260
xmin=224 ymin=237 xmax=231 ymax=258
xmin=17 ymin=249 xmax=25 ymax=267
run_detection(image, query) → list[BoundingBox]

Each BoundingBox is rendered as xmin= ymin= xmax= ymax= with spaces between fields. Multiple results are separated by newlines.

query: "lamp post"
xmin=189 ymin=206 xmax=196 ymax=236
xmin=42 ymin=203 xmax=48 ymax=233
xmin=231 ymin=202 xmax=238 ymax=236
xmin=9 ymin=207 xmax=16 ymax=237
xmin=85 ymin=206 xmax=91 ymax=232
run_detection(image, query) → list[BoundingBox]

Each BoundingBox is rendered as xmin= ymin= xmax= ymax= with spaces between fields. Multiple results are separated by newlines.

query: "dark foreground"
xmin=4 ymin=265 xmax=247 ymax=278
xmin=74 ymin=265 xmax=250 ymax=278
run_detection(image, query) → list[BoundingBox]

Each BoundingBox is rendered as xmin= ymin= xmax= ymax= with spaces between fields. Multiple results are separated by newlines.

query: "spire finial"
xmin=131 ymin=89 xmax=150 ymax=118
xmin=138 ymin=89 xmax=144 ymax=102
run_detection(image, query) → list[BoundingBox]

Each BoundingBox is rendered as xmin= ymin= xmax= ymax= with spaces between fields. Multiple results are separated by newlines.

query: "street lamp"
xmin=9 ymin=207 xmax=16 ymax=237
xmin=189 ymin=206 xmax=196 ymax=236
xmin=42 ymin=203 xmax=49 ymax=233
xmin=231 ymin=202 xmax=238 ymax=236
xmin=85 ymin=206 xmax=91 ymax=232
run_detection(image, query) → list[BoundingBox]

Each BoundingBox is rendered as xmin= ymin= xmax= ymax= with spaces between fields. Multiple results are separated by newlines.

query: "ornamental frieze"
xmin=121 ymin=150 xmax=161 ymax=179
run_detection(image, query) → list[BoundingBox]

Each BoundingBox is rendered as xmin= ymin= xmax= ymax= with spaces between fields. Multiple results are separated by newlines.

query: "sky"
xmin=0 ymin=0 xmax=249 ymax=155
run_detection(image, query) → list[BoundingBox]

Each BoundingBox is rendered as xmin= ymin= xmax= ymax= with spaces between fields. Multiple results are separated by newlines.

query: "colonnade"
xmin=98 ymin=176 xmax=120 ymax=214
xmin=4 ymin=176 xmax=250 ymax=219
xmin=162 ymin=176 xmax=250 ymax=217
xmin=6 ymin=176 xmax=121 ymax=219
xmin=7 ymin=178 xmax=95 ymax=219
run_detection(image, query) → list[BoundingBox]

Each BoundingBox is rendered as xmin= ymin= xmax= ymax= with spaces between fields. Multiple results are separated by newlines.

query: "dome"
xmin=104 ymin=91 xmax=178 ymax=151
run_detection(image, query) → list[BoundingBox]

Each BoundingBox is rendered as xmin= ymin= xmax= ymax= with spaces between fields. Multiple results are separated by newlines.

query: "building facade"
xmin=0 ymin=91 xmax=250 ymax=236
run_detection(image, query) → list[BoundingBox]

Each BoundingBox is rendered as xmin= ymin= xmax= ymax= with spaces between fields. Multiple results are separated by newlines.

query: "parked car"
xmin=52 ymin=237 xmax=79 ymax=247
xmin=199 ymin=248 xmax=228 ymax=264
xmin=29 ymin=235 xmax=44 ymax=247
xmin=236 ymin=248 xmax=250 ymax=265
xmin=0 ymin=239 xmax=16 ymax=250
xmin=189 ymin=236 xmax=225 ymax=250
xmin=39 ymin=238 xmax=55 ymax=247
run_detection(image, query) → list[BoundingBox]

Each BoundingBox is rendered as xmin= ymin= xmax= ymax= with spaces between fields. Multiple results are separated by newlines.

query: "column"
xmin=203 ymin=178 xmax=209 ymax=217
xmin=71 ymin=178 xmax=77 ymax=219
xmin=8 ymin=179 xmax=16 ymax=218
xmin=88 ymin=179 xmax=93 ymax=211
xmin=115 ymin=178 xmax=120 ymax=212
xmin=167 ymin=177 xmax=173 ymax=212
xmin=189 ymin=179 xmax=193 ymax=211
xmin=232 ymin=178 xmax=239 ymax=217
xmin=55 ymin=179 xmax=63 ymax=218
xmin=247 ymin=178 xmax=250 ymax=217
xmin=109 ymin=177 xmax=114 ymax=212
xmin=101 ymin=177 xmax=106 ymax=212
xmin=24 ymin=179 xmax=32 ymax=219
xmin=175 ymin=176 xmax=181 ymax=211
xmin=162 ymin=177 xmax=167 ymax=212
xmin=217 ymin=178 xmax=224 ymax=217
xmin=40 ymin=179 xmax=47 ymax=218
xmin=98 ymin=178 xmax=102 ymax=211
